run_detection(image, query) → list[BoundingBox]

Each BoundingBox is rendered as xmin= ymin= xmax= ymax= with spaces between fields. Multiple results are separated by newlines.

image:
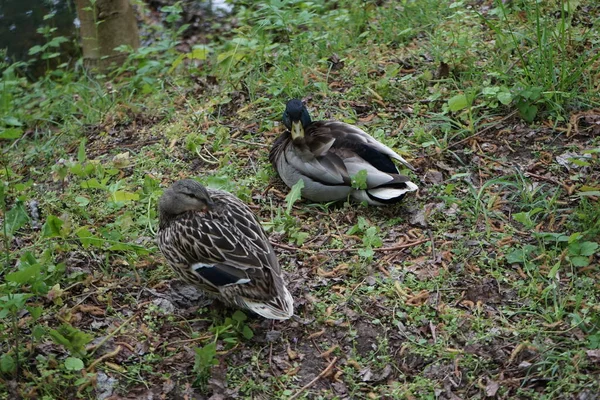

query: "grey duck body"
xmin=269 ymin=99 xmax=418 ymax=205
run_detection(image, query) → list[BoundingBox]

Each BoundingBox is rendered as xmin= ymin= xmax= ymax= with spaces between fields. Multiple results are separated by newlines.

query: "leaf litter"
xmin=2 ymin=0 xmax=600 ymax=398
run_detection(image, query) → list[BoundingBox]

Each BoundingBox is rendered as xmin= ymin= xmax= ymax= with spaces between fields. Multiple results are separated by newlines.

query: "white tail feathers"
xmin=352 ymin=181 xmax=418 ymax=204
xmin=240 ymin=286 xmax=294 ymax=320
xmin=370 ymin=181 xmax=418 ymax=199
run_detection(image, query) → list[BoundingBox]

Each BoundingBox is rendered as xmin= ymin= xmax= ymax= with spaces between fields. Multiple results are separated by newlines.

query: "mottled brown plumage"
xmin=157 ymin=179 xmax=293 ymax=320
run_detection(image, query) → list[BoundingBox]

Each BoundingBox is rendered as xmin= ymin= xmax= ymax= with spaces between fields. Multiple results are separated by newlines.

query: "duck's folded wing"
xmin=283 ymin=143 xmax=351 ymax=185
xmin=166 ymin=215 xmax=275 ymax=294
xmin=316 ymin=121 xmax=415 ymax=170
xmin=342 ymin=155 xmax=409 ymax=187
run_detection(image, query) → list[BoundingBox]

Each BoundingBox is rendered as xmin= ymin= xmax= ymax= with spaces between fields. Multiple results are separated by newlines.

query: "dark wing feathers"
xmin=336 ymin=138 xmax=399 ymax=174
xmin=194 ymin=263 xmax=250 ymax=287
xmin=309 ymin=122 xmax=399 ymax=175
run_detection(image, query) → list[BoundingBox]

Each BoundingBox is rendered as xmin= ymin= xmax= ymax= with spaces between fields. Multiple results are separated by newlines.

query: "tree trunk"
xmin=75 ymin=0 xmax=140 ymax=70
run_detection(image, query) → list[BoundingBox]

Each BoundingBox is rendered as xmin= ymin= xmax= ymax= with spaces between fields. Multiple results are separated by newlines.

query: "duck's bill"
xmin=291 ymin=120 xmax=304 ymax=140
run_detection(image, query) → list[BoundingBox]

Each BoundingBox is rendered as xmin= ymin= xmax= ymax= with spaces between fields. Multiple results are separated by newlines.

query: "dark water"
xmin=0 ymin=0 xmax=234 ymax=77
xmin=0 ymin=0 xmax=78 ymax=75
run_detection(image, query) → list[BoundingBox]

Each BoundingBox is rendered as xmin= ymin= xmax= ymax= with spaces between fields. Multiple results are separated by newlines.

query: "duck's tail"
xmin=353 ymin=180 xmax=418 ymax=205
xmin=240 ymin=286 xmax=294 ymax=320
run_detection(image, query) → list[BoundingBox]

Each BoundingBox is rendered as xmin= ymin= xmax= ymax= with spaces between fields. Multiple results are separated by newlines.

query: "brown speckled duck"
xmin=157 ymin=179 xmax=294 ymax=320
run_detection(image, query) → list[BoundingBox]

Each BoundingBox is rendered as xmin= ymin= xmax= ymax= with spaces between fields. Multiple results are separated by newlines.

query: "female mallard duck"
xmin=270 ymin=99 xmax=418 ymax=205
xmin=157 ymin=179 xmax=294 ymax=320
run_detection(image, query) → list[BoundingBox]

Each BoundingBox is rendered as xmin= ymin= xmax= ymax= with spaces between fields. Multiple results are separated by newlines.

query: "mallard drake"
xmin=157 ymin=179 xmax=294 ymax=320
xmin=269 ymin=99 xmax=418 ymax=205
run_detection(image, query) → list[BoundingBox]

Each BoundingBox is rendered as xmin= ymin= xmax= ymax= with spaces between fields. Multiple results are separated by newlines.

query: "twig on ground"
xmin=232 ymin=138 xmax=269 ymax=147
xmin=430 ymin=321 xmax=437 ymax=344
xmin=88 ymin=314 xmax=137 ymax=356
xmin=320 ymin=345 xmax=339 ymax=358
xmin=289 ymin=357 xmax=338 ymax=400
xmin=163 ymin=334 xmax=213 ymax=348
xmin=525 ymin=172 xmax=573 ymax=193
xmin=428 ymin=229 xmax=436 ymax=260
xmin=87 ymin=345 xmax=122 ymax=372
xmin=373 ymin=238 xmax=429 ymax=252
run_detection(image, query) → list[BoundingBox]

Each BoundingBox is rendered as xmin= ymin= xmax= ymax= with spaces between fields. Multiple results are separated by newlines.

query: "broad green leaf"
xmin=520 ymin=87 xmax=543 ymax=101
xmin=41 ymin=215 xmax=64 ymax=238
xmin=564 ymin=0 xmax=580 ymax=12
xmin=448 ymin=94 xmax=469 ymax=112
xmin=81 ymin=178 xmax=106 ymax=190
xmin=0 ymin=128 xmax=23 ymax=140
xmin=232 ymin=310 xmax=247 ymax=322
xmin=589 ymin=334 xmax=600 ymax=349
xmin=33 ymin=325 xmax=46 ymax=340
xmin=512 ymin=212 xmax=531 ymax=227
xmin=285 ymin=179 xmax=305 ymax=214
xmin=69 ymin=163 xmax=85 ymax=177
xmin=75 ymin=196 xmax=90 ymax=207
xmin=28 ymin=45 xmax=44 ymax=55
xmin=6 ymin=262 xmax=41 ymax=285
xmin=358 ymin=247 xmax=374 ymax=258
xmin=48 ymin=36 xmax=69 ymax=47
xmin=3 ymin=202 xmax=29 ymax=237
xmin=48 ymin=330 xmax=70 ymax=348
xmin=49 ymin=324 xmax=93 ymax=357
xmin=190 ymin=46 xmax=210 ymax=60
xmin=111 ymin=191 xmax=139 ymax=202
xmin=107 ymin=243 xmax=134 ymax=251
xmin=293 ymin=231 xmax=309 ymax=246
xmin=28 ymin=305 xmax=43 ymax=320
xmin=364 ymin=226 xmax=383 ymax=247
xmin=176 ymin=23 xmax=191 ymax=36
xmin=497 ymin=91 xmax=512 ymax=105
xmin=482 ymin=86 xmax=499 ymax=96
xmin=242 ymin=325 xmax=254 ymax=340
xmin=570 ymin=256 xmax=589 ymax=267
xmin=505 ymin=245 xmax=536 ymax=264
xmin=506 ymin=248 xmax=527 ymax=264
xmin=76 ymin=227 xmax=104 ymax=248
xmin=3 ymin=116 xmax=22 ymax=126
xmin=42 ymin=52 xmax=61 ymax=60
xmin=518 ymin=102 xmax=538 ymax=123
xmin=64 ymin=357 xmax=85 ymax=371
xmin=579 ymin=241 xmax=599 ymax=256
xmin=568 ymin=232 xmax=584 ymax=244
xmin=0 ymin=354 xmax=15 ymax=373
xmin=0 ymin=293 xmax=33 ymax=312
xmin=194 ymin=342 xmax=218 ymax=372
xmin=569 ymin=158 xmax=590 ymax=167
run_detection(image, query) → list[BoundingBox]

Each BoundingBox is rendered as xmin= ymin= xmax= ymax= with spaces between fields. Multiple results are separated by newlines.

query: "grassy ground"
xmin=1 ymin=0 xmax=600 ymax=398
